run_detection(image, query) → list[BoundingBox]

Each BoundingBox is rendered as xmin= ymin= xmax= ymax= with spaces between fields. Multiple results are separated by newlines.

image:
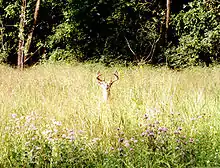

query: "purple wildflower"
xmin=174 ymin=130 xmax=180 ymax=135
xmin=119 ymin=138 xmax=124 ymax=143
xmin=11 ymin=113 xmax=17 ymax=119
xmin=158 ymin=127 xmax=168 ymax=132
xmin=124 ymin=140 xmax=130 ymax=147
xmin=110 ymin=147 xmax=114 ymax=150
xmin=68 ymin=136 xmax=75 ymax=141
xmin=118 ymin=148 xmax=123 ymax=152
xmin=148 ymin=132 xmax=155 ymax=137
xmin=62 ymin=134 xmax=66 ymax=138
xmin=189 ymin=138 xmax=194 ymax=143
xmin=141 ymin=132 xmax=146 ymax=137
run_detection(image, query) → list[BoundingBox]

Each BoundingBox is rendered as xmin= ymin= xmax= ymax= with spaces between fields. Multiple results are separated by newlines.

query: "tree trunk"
xmin=17 ymin=0 xmax=26 ymax=69
xmin=24 ymin=0 xmax=41 ymax=63
xmin=0 ymin=20 xmax=5 ymax=51
xmin=165 ymin=0 xmax=171 ymax=43
xmin=18 ymin=0 xmax=41 ymax=68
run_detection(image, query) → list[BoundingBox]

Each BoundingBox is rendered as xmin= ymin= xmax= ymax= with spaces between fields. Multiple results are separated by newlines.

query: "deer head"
xmin=97 ymin=71 xmax=119 ymax=102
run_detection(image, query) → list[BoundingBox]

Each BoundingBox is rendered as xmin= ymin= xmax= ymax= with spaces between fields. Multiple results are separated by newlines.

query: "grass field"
xmin=0 ymin=63 xmax=220 ymax=167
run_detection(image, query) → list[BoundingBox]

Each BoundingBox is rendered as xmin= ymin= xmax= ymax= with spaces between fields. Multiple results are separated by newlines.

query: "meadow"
xmin=0 ymin=63 xmax=220 ymax=167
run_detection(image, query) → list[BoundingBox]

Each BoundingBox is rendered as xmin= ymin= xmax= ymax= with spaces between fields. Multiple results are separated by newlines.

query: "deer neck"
xmin=102 ymin=88 xmax=111 ymax=102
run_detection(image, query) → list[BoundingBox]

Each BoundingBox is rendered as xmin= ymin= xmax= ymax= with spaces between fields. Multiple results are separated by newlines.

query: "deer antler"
xmin=110 ymin=71 xmax=119 ymax=84
xmin=97 ymin=71 xmax=104 ymax=84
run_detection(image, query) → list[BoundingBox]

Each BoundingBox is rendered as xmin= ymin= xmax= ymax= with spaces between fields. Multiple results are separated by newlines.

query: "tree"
xmin=47 ymin=0 xmax=165 ymax=64
xmin=2 ymin=0 xmax=219 ymax=68
xmin=17 ymin=0 xmax=40 ymax=69
xmin=17 ymin=0 xmax=26 ymax=69
xmin=1 ymin=0 xmax=65 ymax=65
xmin=166 ymin=0 xmax=220 ymax=68
xmin=165 ymin=0 xmax=171 ymax=43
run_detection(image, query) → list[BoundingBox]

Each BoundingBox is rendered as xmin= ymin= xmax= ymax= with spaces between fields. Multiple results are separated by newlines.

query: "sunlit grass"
xmin=0 ymin=63 xmax=220 ymax=167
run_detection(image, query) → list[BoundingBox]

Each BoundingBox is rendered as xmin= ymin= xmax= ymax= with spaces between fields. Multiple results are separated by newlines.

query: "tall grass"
xmin=0 ymin=63 xmax=220 ymax=167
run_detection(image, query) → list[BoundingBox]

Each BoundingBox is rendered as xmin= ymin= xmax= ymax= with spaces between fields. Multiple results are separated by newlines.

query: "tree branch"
xmin=124 ymin=36 xmax=136 ymax=56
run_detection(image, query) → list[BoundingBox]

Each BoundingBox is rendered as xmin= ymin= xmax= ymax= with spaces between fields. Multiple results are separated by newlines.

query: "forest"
xmin=0 ymin=0 xmax=219 ymax=68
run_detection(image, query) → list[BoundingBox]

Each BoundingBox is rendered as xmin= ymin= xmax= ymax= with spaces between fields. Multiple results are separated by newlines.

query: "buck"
xmin=96 ymin=71 xmax=119 ymax=102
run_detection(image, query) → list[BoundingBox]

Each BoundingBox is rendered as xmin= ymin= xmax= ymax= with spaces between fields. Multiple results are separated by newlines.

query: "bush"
xmin=48 ymin=49 xmax=78 ymax=63
xmin=0 ymin=51 xmax=8 ymax=63
xmin=166 ymin=1 xmax=220 ymax=68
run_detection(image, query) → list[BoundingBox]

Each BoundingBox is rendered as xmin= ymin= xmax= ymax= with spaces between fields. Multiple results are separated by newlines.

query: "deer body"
xmin=97 ymin=71 xmax=119 ymax=102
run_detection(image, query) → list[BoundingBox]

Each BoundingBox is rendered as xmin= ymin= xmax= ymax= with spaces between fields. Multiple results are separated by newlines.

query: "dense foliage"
xmin=167 ymin=0 xmax=220 ymax=68
xmin=0 ymin=0 xmax=219 ymax=68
